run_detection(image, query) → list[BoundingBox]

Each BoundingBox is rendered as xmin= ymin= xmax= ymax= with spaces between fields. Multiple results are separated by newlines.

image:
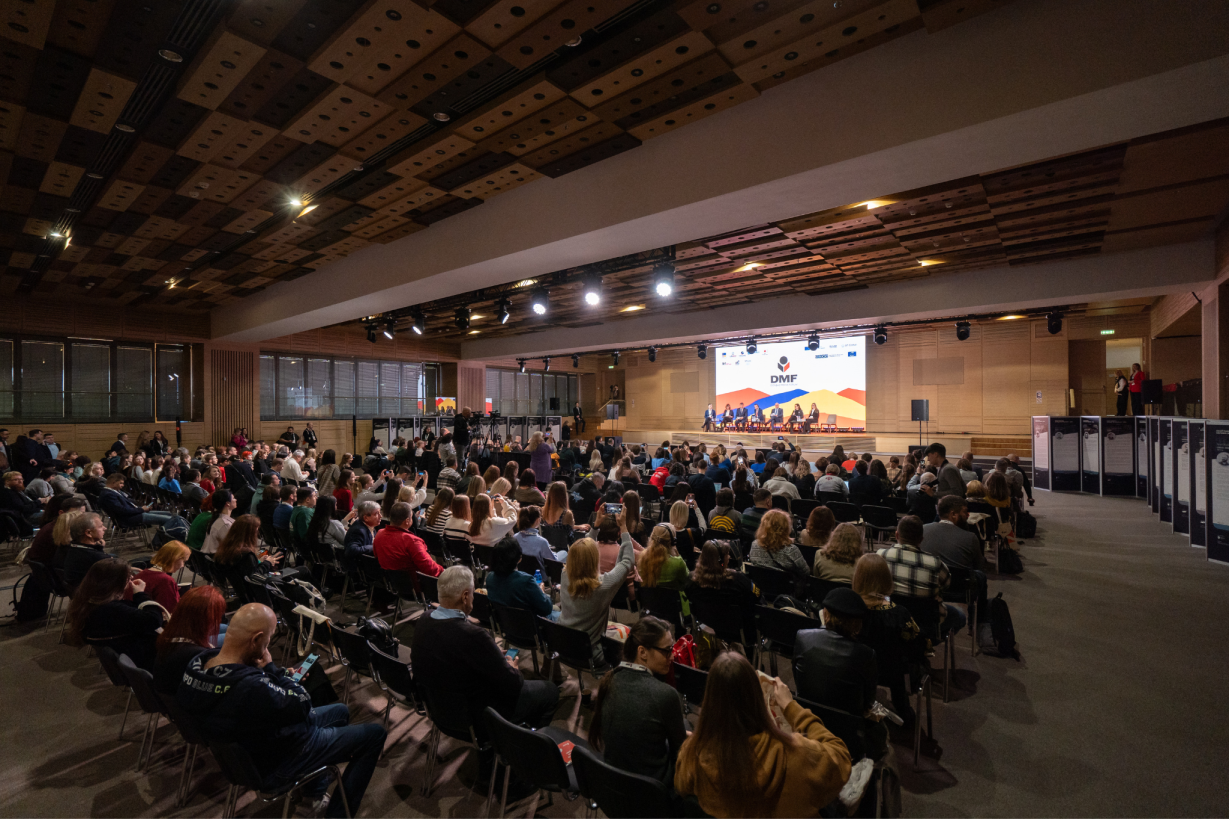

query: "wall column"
xmin=1202 ymin=283 xmax=1229 ymax=419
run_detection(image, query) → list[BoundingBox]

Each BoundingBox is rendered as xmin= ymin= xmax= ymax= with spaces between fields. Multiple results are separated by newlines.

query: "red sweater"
xmin=123 ymin=569 xmax=180 ymax=613
xmin=1129 ymin=370 xmax=1145 ymax=392
xmin=333 ymin=487 xmax=353 ymax=515
xmin=373 ymin=525 xmax=442 ymax=588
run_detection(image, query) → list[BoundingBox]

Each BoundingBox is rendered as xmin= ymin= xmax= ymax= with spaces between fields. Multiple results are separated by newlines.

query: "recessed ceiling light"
xmin=468 ymin=329 xmax=481 ymax=334
xmin=997 ymin=314 xmax=1025 ymax=321
xmin=619 ymin=304 xmax=645 ymax=312
xmin=917 ymin=259 xmax=943 ymax=266
xmin=115 ymin=123 xmax=135 ymax=133
xmin=289 ymin=198 xmax=303 ymax=207
xmin=158 ymin=48 xmax=183 ymax=62
xmin=566 ymin=36 xmax=582 ymax=46
xmin=737 ymin=262 xmax=762 ymax=272
xmin=860 ymin=199 xmax=890 ymax=209
xmin=433 ymin=112 xmax=451 ymax=122
xmin=514 ymin=278 xmax=537 ymax=288
xmin=297 ymin=204 xmax=317 ymax=218
xmin=470 ymin=314 xmax=484 ymax=320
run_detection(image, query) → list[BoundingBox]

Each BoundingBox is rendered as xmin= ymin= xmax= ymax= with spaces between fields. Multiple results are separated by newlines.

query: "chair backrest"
xmin=358 ymin=553 xmax=386 ymax=588
xmin=744 ymin=563 xmax=794 ymax=602
xmin=861 ymin=505 xmax=897 ymax=528
xmin=474 ymin=543 xmax=496 ymax=569
xmin=893 ymin=593 xmax=943 ymax=636
xmin=420 ymin=529 xmax=446 ymax=562
xmin=826 ymin=501 xmax=861 ymax=523
xmin=442 ymin=532 xmax=474 ymax=566
xmin=795 ymin=696 xmax=867 ymax=760
xmin=420 ymin=683 xmax=481 ymax=743
xmin=754 ymin=605 xmax=821 ymax=651
xmin=794 ymin=542 xmax=819 ymax=569
xmin=571 ymin=745 xmax=676 ymax=819
xmin=636 ymin=483 xmax=660 ymax=502
xmin=117 ymin=653 xmax=167 ymax=716
xmin=537 ymin=615 xmax=597 ymax=672
xmin=672 ymin=662 xmax=708 ymax=710
xmin=541 ymin=558 xmax=564 ymax=587
xmin=791 ymin=498 xmax=821 ymax=522
xmin=385 ymin=569 xmax=422 ymax=602
xmin=816 ymin=490 xmax=846 ymax=507
xmin=687 ymin=598 xmax=745 ymax=645
xmin=330 ymin=626 xmax=374 ymax=673
xmin=243 ymin=576 xmax=275 ymax=608
xmin=158 ymin=691 xmax=210 ymax=745
xmin=417 ymin=572 xmax=439 ymax=605
xmin=635 ymin=586 xmax=684 ymax=633
xmin=883 ymin=496 xmax=909 ymax=514
xmin=95 ymin=645 xmax=128 ymax=689
xmin=209 ymin=742 xmax=266 ymax=790
xmin=540 ymin=523 xmax=571 ymax=553
xmin=483 ymin=707 xmax=572 ymax=791
xmin=802 ymin=576 xmax=849 ymax=612
xmin=490 ymin=602 xmax=541 ymax=650
xmin=516 ymin=552 xmax=543 ymax=577
xmin=369 ymin=645 xmax=416 ymax=702
xmin=945 ymin=566 xmax=974 ymax=602
xmin=770 ymin=494 xmax=791 ymax=513
xmin=469 ymin=590 xmax=494 ymax=630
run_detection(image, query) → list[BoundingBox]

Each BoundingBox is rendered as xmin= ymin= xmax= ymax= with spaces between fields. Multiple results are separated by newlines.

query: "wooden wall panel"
xmin=457 ymin=363 xmax=485 ymax=412
xmin=259 ymin=420 xmax=373 ymax=459
xmin=21 ymin=423 xmax=207 ymax=459
xmin=209 ymin=349 xmax=257 ymax=448
xmin=623 ymin=348 xmax=715 ymax=430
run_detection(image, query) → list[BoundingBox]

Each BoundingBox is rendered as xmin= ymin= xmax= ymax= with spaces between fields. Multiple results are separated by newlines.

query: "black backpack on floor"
xmin=1016 ymin=511 xmax=1036 ymax=539
xmin=988 ymin=592 xmax=1020 ymax=659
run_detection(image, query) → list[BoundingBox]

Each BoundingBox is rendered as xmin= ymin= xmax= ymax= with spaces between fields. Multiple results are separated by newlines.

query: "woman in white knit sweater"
xmin=466 ymin=493 xmax=517 ymax=546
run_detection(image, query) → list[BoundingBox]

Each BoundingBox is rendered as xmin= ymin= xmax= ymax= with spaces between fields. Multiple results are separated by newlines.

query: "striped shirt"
xmin=876 ymin=543 xmax=950 ymax=599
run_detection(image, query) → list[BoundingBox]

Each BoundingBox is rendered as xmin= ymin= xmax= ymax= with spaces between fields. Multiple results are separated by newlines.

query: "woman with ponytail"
xmin=588 ymin=616 xmax=687 ymax=784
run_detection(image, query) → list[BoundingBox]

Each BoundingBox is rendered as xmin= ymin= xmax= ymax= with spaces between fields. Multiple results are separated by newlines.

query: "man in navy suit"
xmin=703 ymin=404 xmax=717 ymax=431
xmin=734 ymin=403 xmax=748 ymax=430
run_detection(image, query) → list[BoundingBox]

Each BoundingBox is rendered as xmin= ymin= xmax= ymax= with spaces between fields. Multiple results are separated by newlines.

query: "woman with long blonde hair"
xmin=813 ymin=522 xmax=863 ymax=582
xmin=560 ymin=510 xmax=635 ymax=667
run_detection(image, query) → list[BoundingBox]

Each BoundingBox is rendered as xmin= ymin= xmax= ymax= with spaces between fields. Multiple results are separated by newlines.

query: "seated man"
xmin=738 ymin=488 xmax=773 ymax=542
xmin=58 ymin=512 xmax=116 ymax=588
xmin=877 ymin=515 xmax=964 ymax=639
xmin=412 ymin=566 xmax=559 ymax=729
xmin=814 ymin=463 xmax=849 ymax=499
xmin=734 ymin=403 xmax=748 ymax=430
xmin=271 ymin=485 xmax=296 ymax=533
xmin=290 ymin=487 xmax=317 ymax=546
xmin=344 ymin=501 xmax=381 ymax=569
xmin=922 ymin=495 xmax=988 ymax=619
xmin=372 ymin=501 xmax=441 ymax=589
xmin=179 ymin=603 xmax=385 ymax=817
xmin=96 ymin=472 xmax=177 ymax=528
xmin=769 ymin=403 xmax=784 ymax=428
xmin=0 ymin=470 xmax=45 ymax=529
xmin=794 ymin=588 xmax=886 ymax=758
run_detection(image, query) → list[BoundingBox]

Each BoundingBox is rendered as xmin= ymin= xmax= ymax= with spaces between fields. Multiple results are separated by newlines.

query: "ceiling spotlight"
xmin=647 ymin=346 xmax=657 ymax=363
xmin=873 ymin=326 xmax=888 ymax=345
xmin=158 ymin=48 xmax=183 ymax=62
xmin=297 ymin=204 xmax=317 ymax=218
xmin=433 ymin=112 xmax=451 ymax=122
xmin=746 ymin=338 xmax=758 ymax=355
xmin=1047 ymin=310 xmax=1063 ymax=335
xmin=366 ymin=325 xmax=377 ymax=343
xmin=383 ymin=319 xmax=396 ymax=340
xmin=411 ymin=311 xmax=425 ymax=335
xmin=612 ymin=351 xmax=620 ymax=366
xmin=518 ymin=359 xmax=526 ymax=373
xmin=807 ymin=334 xmax=820 ymax=351
xmin=530 ymin=288 xmax=549 ymax=316
xmin=582 ymin=276 xmax=602 ymax=306
xmin=289 ymin=197 xmax=303 ymax=208
xmin=86 ymin=172 xmax=104 ymax=180
xmin=115 ymin=123 xmax=135 ymax=133
xmin=496 ymin=297 xmax=511 ymax=324
xmin=543 ymin=357 xmax=551 ymax=372
xmin=566 ymin=36 xmax=583 ymax=46
xmin=955 ymin=321 xmax=970 ymax=341
xmin=454 ymin=306 xmax=471 ymax=330
xmin=697 ymin=344 xmax=707 ymax=360
xmin=651 ymin=262 xmax=675 ymax=297
xmin=572 ymin=354 xmax=580 ymax=368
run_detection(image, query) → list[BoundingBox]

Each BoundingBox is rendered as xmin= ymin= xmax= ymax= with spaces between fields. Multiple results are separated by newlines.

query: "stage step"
xmin=970 ymin=435 xmax=1032 ymax=457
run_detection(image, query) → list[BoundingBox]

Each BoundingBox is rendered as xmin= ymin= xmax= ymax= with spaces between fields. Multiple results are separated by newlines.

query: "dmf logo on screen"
xmin=771 ymin=356 xmax=797 ymax=384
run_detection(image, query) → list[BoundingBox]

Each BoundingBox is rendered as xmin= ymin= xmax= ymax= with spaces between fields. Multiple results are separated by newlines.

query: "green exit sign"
xmin=1101 ymin=329 xmax=1115 ymax=335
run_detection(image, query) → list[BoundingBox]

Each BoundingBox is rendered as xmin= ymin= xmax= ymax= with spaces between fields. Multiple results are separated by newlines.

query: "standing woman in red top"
xmin=1129 ymin=362 xmax=1146 ymax=416
xmin=333 ymin=468 xmax=355 ymax=516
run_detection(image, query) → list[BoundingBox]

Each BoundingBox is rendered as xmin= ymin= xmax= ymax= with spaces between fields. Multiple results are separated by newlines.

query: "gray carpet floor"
xmin=1 ymin=489 xmax=1226 ymax=817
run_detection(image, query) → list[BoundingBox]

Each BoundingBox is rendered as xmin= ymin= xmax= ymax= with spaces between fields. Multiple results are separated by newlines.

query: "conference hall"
xmin=1 ymin=0 xmax=1228 ymax=816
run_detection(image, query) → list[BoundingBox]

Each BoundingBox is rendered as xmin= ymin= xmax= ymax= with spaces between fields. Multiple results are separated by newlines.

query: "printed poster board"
xmin=1081 ymin=417 xmax=1101 ymax=494
xmin=1160 ymin=418 xmax=1173 ymax=523
xmin=1101 ymin=416 xmax=1137 ymax=496
xmin=1050 ymin=416 xmax=1081 ymax=492
xmin=1150 ymin=417 xmax=1161 ymax=514
xmin=1190 ymin=421 xmax=1206 ymax=547
xmin=1032 ymin=416 xmax=1051 ymax=490
xmin=1173 ymin=419 xmax=1190 ymax=535
xmin=1205 ymin=421 xmax=1229 ymax=565
xmin=1136 ymin=417 xmax=1149 ymax=499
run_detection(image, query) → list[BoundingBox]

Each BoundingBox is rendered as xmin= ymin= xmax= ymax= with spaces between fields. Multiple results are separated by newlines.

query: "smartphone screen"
xmin=505 ymin=648 xmax=519 ymax=660
xmin=604 ymin=502 xmax=623 ymax=515
xmin=292 ymin=653 xmax=319 ymax=682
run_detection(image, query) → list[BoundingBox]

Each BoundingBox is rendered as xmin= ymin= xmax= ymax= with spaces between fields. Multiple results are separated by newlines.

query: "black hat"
xmin=823 ymin=587 xmax=868 ymax=618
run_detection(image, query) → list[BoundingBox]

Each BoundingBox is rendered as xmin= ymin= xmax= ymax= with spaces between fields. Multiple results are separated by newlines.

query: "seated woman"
xmin=481 ymin=464 xmax=502 ymax=489
xmin=812 ymin=522 xmax=862 ymax=583
xmin=853 ymin=554 xmax=924 ymax=728
xmin=332 ymin=469 xmax=356 ymax=516
xmin=305 ymin=495 xmax=349 ymax=551
xmin=674 ymin=652 xmax=851 ymax=817
xmin=201 ymin=490 xmax=238 ymax=556
xmin=421 ymin=488 xmax=454 ymax=536
xmin=637 ymin=525 xmax=689 ymax=590
xmin=798 ymin=506 xmax=836 ymax=549
xmin=126 ymin=541 xmax=191 ymax=614
xmin=512 ymin=468 xmax=547 ymax=506
xmin=622 ymin=491 xmax=649 ymax=546
xmin=483 ymin=535 xmax=556 ymax=619
xmin=213 ymin=514 xmax=282 ymax=575
xmin=65 ymin=559 xmax=166 ymax=671
xmin=467 ymin=494 xmax=517 ymax=546
xmin=540 ymin=481 xmax=587 ymax=549
xmin=559 ymin=513 xmax=635 ymax=670
xmin=684 ymin=541 xmax=759 ymax=639
xmin=749 ymin=509 xmax=810 ymax=580
xmin=589 ymin=616 xmax=688 ymax=785
xmin=152 ymin=585 xmax=227 ymax=694
xmin=455 ymin=462 xmax=481 ymax=496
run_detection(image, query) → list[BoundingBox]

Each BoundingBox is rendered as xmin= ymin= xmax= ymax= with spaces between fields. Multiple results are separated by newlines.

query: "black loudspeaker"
xmin=1142 ymin=379 xmax=1163 ymax=404
xmin=911 ymin=399 xmax=930 ymax=422
xmin=549 ymin=397 xmax=559 ymax=411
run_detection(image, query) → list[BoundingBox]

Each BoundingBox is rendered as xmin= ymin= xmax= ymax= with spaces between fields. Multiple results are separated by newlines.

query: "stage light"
xmin=454 ymin=307 xmax=470 ymax=330
xmin=651 ymin=263 xmax=675 ymax=297
xmin=583 ymin=276 xmax=602 ymax=306
xmin=544 ymin=357 xmax=551 ymax=372
xmin=807 ymin=334 xmax=820 ymax=351
xmin=530 ymin=288 xmax=549 ymax=316
xmin=289 ymin=197 xmax=303 ymax=208
xmin=496 ymin=297 xmax=511 ymax=324
xmin=518 ymin=359 xmax=526 ymax=373
xmin=697 ymin=344 xmax=707 ymax=360
xmin=366 ymin=325 xmax=377 ymax=343
xmin=612 ymin=351 xmax=620 ymax=365
xmin=955 ymin=321 xmax=970 ymax=341
xmin=873 ymin=326 xmax=888 ymax=345
xmin=411 ymin=311 xmax=425 ymax=335
xmin=383 ymin=319 xmax=396 ymax=340
xmin=746 ymin=338 xmax=758 ymax=355
xmin=1047 ymin=311 xmax=1063 ymax=335
xmin=572 ymin=354 xmax=580 ymax=368
xmin=647 ymin=346 xmax=657 ymax=363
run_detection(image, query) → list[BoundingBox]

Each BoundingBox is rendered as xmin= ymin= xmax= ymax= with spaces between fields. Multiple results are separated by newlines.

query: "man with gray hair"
xmin=62 ymin=512 xmax=115 ymax=587
xmin=411 ymin=565 xmax=559 ymax=729
xmin=343 ymin=501 xmax=381 ymax=568
xmin=280 ymin=450 xmax=306 ymax=485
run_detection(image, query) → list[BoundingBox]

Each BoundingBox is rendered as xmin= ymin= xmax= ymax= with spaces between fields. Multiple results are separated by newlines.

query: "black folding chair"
xmin=816 ymin=490 xmax=846 ymax=507
xmin=770 ymin=494 xmax=791 ymax=514
xmin=802 ymin=576 xmax=850 ymax=616
xmin=116 ymin=654 xmax=170 ymax=772
xmin=328 ymin=626 xmax=376 ymax=705
xmin=688 ymin=597 xmax=749 ymax=646
xmin=753 ymin=605 xmax=821 ymax=676
xmin=417 ymin=572 xmax=440 ymax=607
xmin=490 ymin=602 xmax=543 ymax=674
xmin=157 ymin=692 xmax=211 ymax=807
xmin=672 ymin=662 xmax=708 ymax=714
xmin=369 ymin=645 xmax=421 ymax=729
xmin=945 ymin=566 xmax=979 ymax=657
xmin=95 ymin=646 xmax=134 ymax=740
xmin=538 ymin=616 xmax=605 ymax=688
xmin=418 ymin=684 xmax=490 ymax=797
xmin=211 ymin=741 xmax=350 ymax=819
xmin=572 ymin=746 xmax=678 ymax=819
xmin=443 ymin=532 xmax=475 ymax=567
xmin=794 ymin=542 xmax=819 ymax=569
xmin=883 ymin=496 xmax=909 ymax=515
xmin=827 ymin=501 xmax=861 ymax=524
xmin=541 ymin=558 xmax=564 ymax=587
xmin=861 ymin=505 xmax=898 ymax=546
xmin=635 ymin=586 xmax=687 ymax=635
xmin=744 ymin=564 xmax=794 ymax=602
xmin=483 ymin=707 xmax=588 ymax=818
xmin=791 ymin=498 xmax=821 ymax=528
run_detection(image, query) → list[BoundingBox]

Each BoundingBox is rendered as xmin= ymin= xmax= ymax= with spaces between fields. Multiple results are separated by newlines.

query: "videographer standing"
xmin=453 ymin=406 xmax=472 ymax=467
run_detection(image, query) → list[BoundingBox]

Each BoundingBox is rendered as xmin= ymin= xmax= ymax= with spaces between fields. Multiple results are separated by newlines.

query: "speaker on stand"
xmin=911 ymin=399 xmax=930 ymax=448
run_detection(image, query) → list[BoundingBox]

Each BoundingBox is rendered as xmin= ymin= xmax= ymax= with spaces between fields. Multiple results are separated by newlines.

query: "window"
xmin=356 ymin=361 xmax=378 ymax=416
xmin=22 ymin=341 xmax=64 ymax=419
xmin=334 ymin=360 xmax=355 ymax=417
xmin=278 ymin=356 xmax=305 ymax=418
xmin=307 ymin=358 xmax=332 ymax=417
xmin=0 ymin=340 xmax=12 ymax=418
xmin=157 ymin=346 xmax=190 ymax=420
xmin=71 ymin=343 xmax=111 ymax=421
xmin=259 ymin=353 xmax=433 ymax=421
xmin=259 ymin=355 xmax=276 ymax=420
xmin=379 ymin=361 xmax=400 ymax=415
xmin=118 ymin=347 xmax=153 ymax=419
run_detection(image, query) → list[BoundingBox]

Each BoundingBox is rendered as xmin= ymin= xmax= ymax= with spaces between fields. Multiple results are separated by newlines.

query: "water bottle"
xmin=534 ymin=570 xmax=543 ymax=585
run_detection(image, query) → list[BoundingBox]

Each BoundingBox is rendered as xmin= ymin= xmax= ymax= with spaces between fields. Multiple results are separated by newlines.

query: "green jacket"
xmin=187 ymin=511 xmax=212 ymax=551
xmin=290 ymin=505 xmax=315 ymax=543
